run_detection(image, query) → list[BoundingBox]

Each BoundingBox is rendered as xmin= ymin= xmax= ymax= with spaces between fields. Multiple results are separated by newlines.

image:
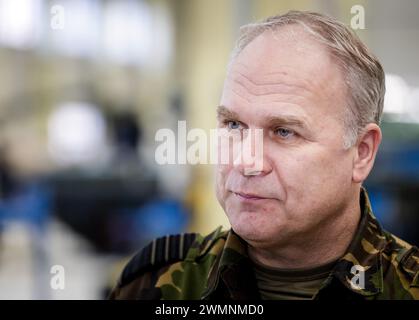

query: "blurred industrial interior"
xmin=0 ymin=0 xmax=418 ymax=299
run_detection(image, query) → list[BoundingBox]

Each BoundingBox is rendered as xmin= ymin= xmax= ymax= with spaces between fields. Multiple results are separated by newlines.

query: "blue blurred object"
xmin=134 ymin=199 xmax=189 ymax=239
xmin=364 ymin=186 xmax=399 ymax=232
xmin=109 ymin=198 xmax=190 ymax=252
xmin=0 ymin=182 xmax=51 ymax=230
xmin=0 ymin=182 xmax=52 ymax=299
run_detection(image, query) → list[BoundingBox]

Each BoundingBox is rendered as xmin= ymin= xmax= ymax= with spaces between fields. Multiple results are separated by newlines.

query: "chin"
xmin=229 ymin=211 xmax=285 ymax=245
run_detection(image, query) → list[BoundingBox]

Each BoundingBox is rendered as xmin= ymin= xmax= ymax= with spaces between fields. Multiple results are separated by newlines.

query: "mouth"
xmin=232 ymin=191 xmax=271 ymax=201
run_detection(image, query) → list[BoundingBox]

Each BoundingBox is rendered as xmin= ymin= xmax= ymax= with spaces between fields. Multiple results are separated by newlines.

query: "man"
xmin=109 ymin=11 xmax=419 ymax=300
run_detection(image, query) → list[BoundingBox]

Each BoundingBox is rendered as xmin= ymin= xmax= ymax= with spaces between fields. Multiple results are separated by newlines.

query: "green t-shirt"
xmin=252 ymin=258 xmax=337 ymax=300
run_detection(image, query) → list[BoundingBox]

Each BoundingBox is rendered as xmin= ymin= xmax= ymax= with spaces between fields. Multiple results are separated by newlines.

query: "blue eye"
xmin=275 ymin=128 xmax=294 ymax=138
xmin=227 ymin=121 xmax=241 ymax=130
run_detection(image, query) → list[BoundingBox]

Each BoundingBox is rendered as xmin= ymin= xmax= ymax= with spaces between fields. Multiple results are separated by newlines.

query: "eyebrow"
xmin=265 ymin=115 xmax=308 ymax=130
xmin=216 ymin=105 xmax=239 ymax=121
xmin=216 ymin=105 xmax=309 ymax=130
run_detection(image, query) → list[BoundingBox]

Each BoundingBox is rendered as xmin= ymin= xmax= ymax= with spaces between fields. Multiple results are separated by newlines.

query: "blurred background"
xmin=0 ymin=0 xmax=418 ymax=299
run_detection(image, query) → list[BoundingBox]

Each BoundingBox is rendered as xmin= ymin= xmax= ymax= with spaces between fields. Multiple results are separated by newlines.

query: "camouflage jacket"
xmin=109 ymin=189 xmax=419 ymax=300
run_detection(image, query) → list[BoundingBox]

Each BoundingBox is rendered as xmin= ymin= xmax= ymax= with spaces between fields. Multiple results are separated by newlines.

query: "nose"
xmin=233 ymin=128 xmax=272 ymax=176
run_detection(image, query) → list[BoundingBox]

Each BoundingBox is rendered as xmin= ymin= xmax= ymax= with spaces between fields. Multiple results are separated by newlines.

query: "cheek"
xmin=274 ymin=147 xmax=353 ymax=205
xmin=215 ymin=164 xmax=231 ymax=206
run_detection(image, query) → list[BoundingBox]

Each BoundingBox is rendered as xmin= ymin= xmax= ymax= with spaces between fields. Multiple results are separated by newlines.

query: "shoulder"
xmin=382 ymin=231 xmax=419 ymax=297
xmin=109 ymin=226 xmax=228 ymax=298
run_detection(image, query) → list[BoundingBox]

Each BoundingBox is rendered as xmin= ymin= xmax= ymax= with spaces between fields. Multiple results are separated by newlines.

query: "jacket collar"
xmin=202 ymin=229 xmax=260 ymax=299
xmin=324 ymin=187 xmax=386 ymax=297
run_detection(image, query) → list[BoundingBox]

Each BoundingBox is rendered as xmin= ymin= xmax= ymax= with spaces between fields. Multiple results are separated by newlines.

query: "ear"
xmin=352 ymin=123 xmax=382 ymax=183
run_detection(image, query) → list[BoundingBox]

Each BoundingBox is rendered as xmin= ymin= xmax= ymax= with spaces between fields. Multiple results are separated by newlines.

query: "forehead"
xmin=233 ymin=25 xmax=337 ymax=80
xmin=221 ymin=25 xmax=346 ymax=123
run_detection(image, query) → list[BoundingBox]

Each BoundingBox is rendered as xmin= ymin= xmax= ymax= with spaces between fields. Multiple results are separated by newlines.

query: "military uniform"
xmin=109 ymin=188 xmax=419 ymax=300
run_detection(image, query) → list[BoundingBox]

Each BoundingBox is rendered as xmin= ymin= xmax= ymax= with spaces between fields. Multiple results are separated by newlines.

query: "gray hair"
xmin=230 ymin=10 xmax=385 ymax=148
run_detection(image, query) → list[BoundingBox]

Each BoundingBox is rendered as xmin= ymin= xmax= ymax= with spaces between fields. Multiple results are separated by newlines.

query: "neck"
xmin=247 ymin=189 xmax=362 ymax=269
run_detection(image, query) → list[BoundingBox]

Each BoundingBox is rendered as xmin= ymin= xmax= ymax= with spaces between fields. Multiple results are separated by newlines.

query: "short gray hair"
xmin=230 ymin=10 xmax=385 ymax=148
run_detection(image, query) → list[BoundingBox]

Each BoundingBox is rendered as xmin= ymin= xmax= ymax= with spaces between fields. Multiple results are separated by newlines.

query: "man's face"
xmin=215 ymin=27 xmax=357 ymax=248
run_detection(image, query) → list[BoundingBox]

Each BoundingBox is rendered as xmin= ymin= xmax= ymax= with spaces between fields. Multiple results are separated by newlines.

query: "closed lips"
xmin=233 ymin=191 xmax=269 ymax=200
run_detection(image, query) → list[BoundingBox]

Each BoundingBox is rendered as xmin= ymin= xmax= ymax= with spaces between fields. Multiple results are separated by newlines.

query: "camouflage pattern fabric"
xmin=109 ymin=188 xmax=419 ymax=300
